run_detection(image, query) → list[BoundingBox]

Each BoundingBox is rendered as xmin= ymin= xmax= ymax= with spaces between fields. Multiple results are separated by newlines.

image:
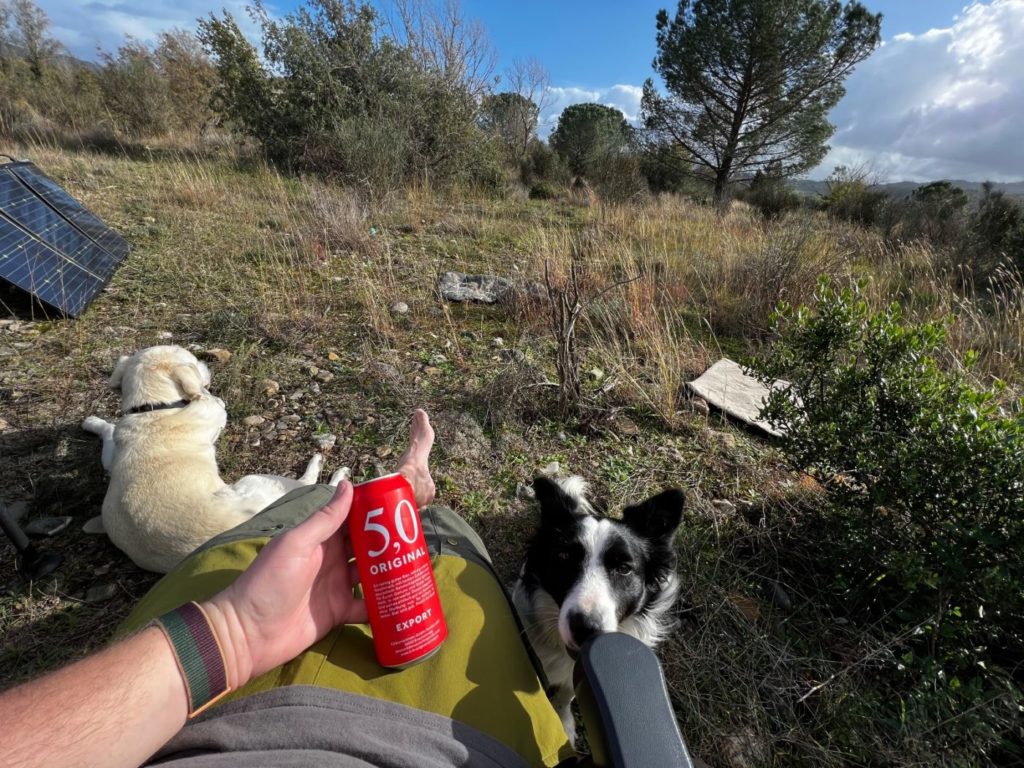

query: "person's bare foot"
xmin=397 ymin=409 xmax=436 ymax=507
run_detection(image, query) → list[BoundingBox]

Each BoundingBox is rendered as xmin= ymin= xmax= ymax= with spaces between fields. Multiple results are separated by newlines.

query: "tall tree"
xmin=642 ymin=0 xmax=881 ymax=205
xmin=8 ymin=0 xmax=61 ymax=78
xmin=479 ymin=92 xmax=539 ymax=162
xmin=549 ymin=102 xmax=632 ymax=178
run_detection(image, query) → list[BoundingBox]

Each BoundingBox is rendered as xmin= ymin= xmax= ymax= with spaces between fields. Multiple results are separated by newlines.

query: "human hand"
xmin=396 ymin=409 xmax=435 ymax=507
xmin=201 ymin=482 xmax=366 ymax=688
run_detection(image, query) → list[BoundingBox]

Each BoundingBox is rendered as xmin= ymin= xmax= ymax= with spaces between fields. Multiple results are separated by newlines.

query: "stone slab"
xmin=686 ymin=358 xmax=787 ymax=437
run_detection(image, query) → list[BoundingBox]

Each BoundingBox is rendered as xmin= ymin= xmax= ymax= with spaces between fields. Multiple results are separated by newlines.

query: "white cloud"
xmin=37 ymin=1 xmax=263 ymax=58
xmin=541 ymin=84 xmax=644 ymax=134
xmin=812 ymin=0 xmax=1024 ymax=181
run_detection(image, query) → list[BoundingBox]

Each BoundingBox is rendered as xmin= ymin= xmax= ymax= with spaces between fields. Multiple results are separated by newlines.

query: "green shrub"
xmin=823 ymin=165 xmax=888 ymax=227
xmin=756 ymin=279 xmax=1024 ymax=760
xmin=198 ymin=0 xmax=489 ymax=193
xmin=971 ymin=182 xmax=1024 ymax=275
xmin=528 ymin=181 xmax=559 ymax=200
xmin=741 ymin=169 xmax=801 ymax=220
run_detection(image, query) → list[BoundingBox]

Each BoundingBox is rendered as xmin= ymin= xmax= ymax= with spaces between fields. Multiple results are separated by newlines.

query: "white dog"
xmin=82 ymin=345 xmax=348 ymax=573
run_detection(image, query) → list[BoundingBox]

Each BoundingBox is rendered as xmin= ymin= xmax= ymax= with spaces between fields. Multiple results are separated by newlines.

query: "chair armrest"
xmin=574 ymin=633 xmax=693 ymax=768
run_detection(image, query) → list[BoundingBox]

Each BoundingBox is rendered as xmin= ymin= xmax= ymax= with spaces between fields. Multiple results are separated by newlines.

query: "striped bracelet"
xmin=153 ymin=601 xmax=232 ymax=718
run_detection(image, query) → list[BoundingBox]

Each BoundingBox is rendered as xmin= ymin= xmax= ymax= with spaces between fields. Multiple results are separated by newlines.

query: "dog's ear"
xmin=622 ymin=488 xmax=685 ymax=542
xmin=108 ymin=355 xmax=130 ymax=390
xmin=170 ymin=363 xmax=205 ymax=400
xmin=532 ymin=476 xmax=581 ymax=525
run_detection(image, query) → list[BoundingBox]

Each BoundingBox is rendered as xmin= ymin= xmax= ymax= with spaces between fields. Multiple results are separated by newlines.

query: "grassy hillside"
xmin=1 ymin=144 xmax=1021 ymax=766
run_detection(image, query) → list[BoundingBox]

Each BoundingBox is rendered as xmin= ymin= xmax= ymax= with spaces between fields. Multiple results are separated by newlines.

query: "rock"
xmin=720 ymin=727 xmax=770 ymax=768
xmin=242 ymin=415 xmax=266 ymax=427
xmin=142 ymin=216 xmax=156 ymax=224
xmin=688 ymin=396 xmax=711 ymax=417
xmin=375 ymin=445 xmax=393 ymax=459
xmin=316 ymin=370 xmax=334 ymax=383
xmin=315 ymin=433 xmax=337 ymax=451
xmin=612 ymin=415 xmax=640 ymax=437
xmin=283 ymin=414 xmax=302 ymax=424
xmin=205 ymin=348 xmax=232 ymax=363
xmin=4 ymin=500 xmax=29 ymax=521
xmin=437 ymin=271 xmax=515 ymax=304
xmin=289 ymin=389 xmax=306 ymax=401
xmin=423 ymin=366 xmax=442 ymax=376
xmin=539 ymin=461 xmax=560 ymax=477
xmin=687 ymin=358 xmax=789 ymax=437
xmin=262 ymin=379 xmax=280 ymax=396
xmin=763 ymin=580 xmax=793 ymax=612
xmin=429 ymin=353 xmax=447 ymax=366
xmin=305 ymin=365 xmax=319 ymax=377
xmin=0 ymin=417 xmax=10 ymax=431
xmin=327 ymin=351 xmax=340 ymax=361
xmin=515 ymin=483 xmax=536 ymax=502
xmin=86 ymin=583 xmax=119 ymax=602
xmin=712 ymin=499 xmax=737 ymax=516
xmin=435 ymin=412 xmax=491 ymax=465
xmin=156 ymin=331 xmax=173 ymax=340
xmin=728 ymin=593 xmax=761 ymax=623
xmin=491 ymin=337 xmax=504 ymax=348
xmin=24 ymin=516 xmax=73 ymax=537
xmin=499 ymin=349 xmax=526 ymax=364
xmin=390 ymin=301 xmax=409 ymax=315
xmin=275 ymin=420 xmax=291 ymax=431
xmin=588 ymin=367 xmax=605 ymax=382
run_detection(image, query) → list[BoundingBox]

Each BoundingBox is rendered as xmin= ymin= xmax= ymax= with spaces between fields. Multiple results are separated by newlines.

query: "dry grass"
xmin=1 ymin=143 xmax=1020 ymax=766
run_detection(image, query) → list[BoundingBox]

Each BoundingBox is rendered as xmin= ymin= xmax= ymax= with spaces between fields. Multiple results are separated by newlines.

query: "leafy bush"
xmin=741 ymin=169 xmax=801 ymax=220
xmin=971 ymin=182 xmax=1024 ymax=275
xmin=823 ymin=165 xmax=887 ymax=227
xmin=528 ymin=181 xmax=558 ymax=200
xmin=198 ymin=0 xmax=494 ymax=193
xmin=756 ymin=279 xmax=1024 ymax=760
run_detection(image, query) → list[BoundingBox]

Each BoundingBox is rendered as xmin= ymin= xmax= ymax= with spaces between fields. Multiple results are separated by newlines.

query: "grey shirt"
xmin=146 ymin=686 xmax=530 ymax=768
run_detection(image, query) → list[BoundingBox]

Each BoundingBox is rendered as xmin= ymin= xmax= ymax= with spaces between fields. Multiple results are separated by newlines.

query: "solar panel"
xmin=0 ymin=158 xmax=130 ymax=317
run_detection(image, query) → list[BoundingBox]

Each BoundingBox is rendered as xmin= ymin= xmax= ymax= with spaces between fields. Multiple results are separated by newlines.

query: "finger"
xmin=346 ymin=598 xmax=369 ymax=625
xmin=292 ymin=482 xmax=353 ymax=548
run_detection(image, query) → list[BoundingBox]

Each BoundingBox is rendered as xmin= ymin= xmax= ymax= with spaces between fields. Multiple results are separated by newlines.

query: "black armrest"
xmin=574 ymin=633 xmax=693 ymax=768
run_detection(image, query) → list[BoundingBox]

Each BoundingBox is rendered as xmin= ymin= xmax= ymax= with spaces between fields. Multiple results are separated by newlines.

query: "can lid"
xmin=352 ymin=472 xmax=411 ymax=494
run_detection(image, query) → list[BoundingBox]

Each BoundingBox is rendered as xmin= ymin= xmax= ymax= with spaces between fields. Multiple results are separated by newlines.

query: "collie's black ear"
xmin=532 ymin=476 xmax=580 ymax=525
xmin=622 ymin=488 xmax=685 ymax=541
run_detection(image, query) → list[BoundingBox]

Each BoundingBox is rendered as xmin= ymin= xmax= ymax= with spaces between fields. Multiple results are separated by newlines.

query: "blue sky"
xmin=39 ymin=1 xmax=1024 ymax=181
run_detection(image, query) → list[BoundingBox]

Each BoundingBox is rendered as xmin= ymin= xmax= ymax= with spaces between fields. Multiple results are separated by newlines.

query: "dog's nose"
xmin=567 ymin=611 xmax=604 ymax=648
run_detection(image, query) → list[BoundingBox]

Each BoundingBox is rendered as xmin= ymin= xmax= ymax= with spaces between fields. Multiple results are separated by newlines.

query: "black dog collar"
xmin=126 ymin=399 xmax=191 ymax=415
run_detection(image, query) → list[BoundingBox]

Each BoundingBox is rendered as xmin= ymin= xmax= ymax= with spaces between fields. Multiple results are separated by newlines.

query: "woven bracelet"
xmin=152 ymin=601 xmax=232 ymax=718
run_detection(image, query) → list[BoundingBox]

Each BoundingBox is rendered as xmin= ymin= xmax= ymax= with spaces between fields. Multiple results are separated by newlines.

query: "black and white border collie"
xmin=512 ymin=475 xmax=685 ymax=740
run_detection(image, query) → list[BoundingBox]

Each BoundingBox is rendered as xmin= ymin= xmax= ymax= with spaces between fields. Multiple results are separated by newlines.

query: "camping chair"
xmin=571 ymin=632 xmax=694 ymax=767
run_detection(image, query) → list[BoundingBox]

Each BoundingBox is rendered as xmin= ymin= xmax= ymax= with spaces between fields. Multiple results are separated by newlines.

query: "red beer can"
xmin=349 ymin=473 xmax=447 ymax=668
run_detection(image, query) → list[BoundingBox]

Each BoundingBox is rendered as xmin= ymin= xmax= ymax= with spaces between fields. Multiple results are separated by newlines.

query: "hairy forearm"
xmin=0 ymin=627 xmax=189 ymax=768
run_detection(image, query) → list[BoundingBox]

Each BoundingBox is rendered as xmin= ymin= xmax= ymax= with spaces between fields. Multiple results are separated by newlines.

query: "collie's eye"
xmin=615 ymin=563 xmax=633 ymax=576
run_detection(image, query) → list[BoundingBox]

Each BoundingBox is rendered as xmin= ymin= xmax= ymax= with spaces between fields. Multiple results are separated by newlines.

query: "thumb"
xmin=292 ymin=482 xmax=353 ymax=547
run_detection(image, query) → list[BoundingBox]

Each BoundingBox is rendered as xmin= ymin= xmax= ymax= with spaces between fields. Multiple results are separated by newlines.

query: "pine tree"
xmin=642 ymin=0 xmax=881 ymax=205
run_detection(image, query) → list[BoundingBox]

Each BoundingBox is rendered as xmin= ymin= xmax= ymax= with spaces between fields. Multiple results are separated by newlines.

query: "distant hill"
xmin=792 ymin=178 xmax=1024 ymax=201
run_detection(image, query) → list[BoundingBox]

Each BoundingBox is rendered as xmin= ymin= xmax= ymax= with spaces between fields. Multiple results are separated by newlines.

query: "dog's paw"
xmin=329 ymin=466 xmax=351 ymax=485
xmin=82 ymin=416 xmax=112 ymax=436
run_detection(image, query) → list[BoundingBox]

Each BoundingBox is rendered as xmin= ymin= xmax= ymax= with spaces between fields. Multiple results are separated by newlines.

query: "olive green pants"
xmin=119 ymin=485 xmax=573 ymax=768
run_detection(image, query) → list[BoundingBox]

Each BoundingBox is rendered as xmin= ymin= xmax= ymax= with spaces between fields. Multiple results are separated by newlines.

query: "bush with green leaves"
xmin=741 ymin=168 xmax=801 ymax=220
xmin=756 ymin=279 xmax=1023 ymax=759
xmin=198 ymin=0 xmax=498 ymax=194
